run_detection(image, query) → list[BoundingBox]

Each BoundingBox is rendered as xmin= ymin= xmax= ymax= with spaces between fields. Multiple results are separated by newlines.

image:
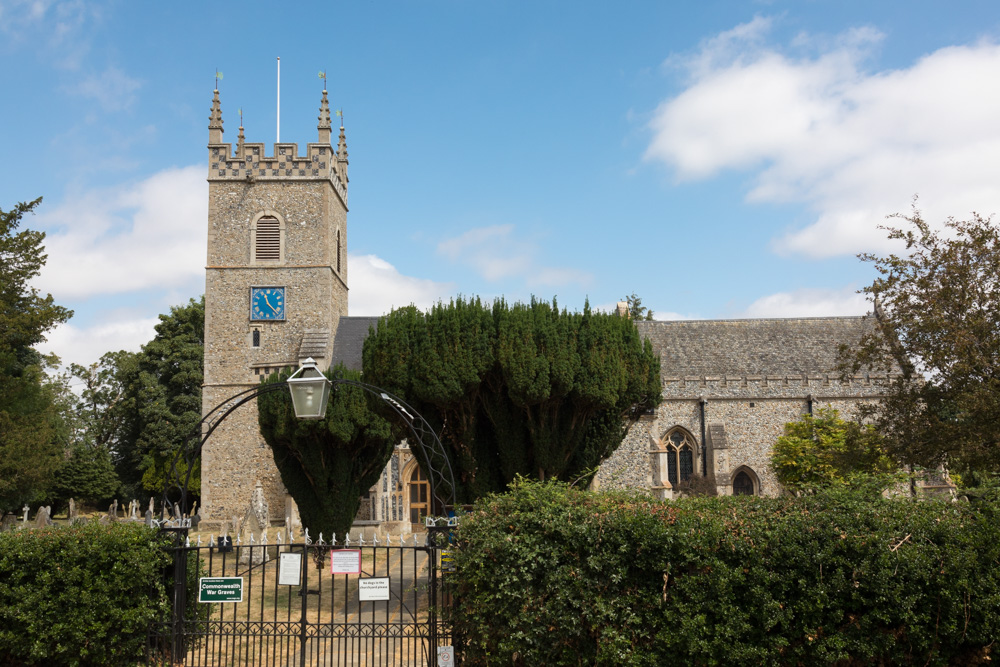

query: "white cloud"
xmin=437 ymin=224 xmax=592 ymax=288
xmin=348 ymin=253 xmax=455 ymax=316
xmin=742 ymin=286 xmax=868 ymax=318
xmin=0 ymin=0 xmax=97 ymax=68
xmin=68 ymin=65 xmax=141 ymax=111
xmin=37 ymin=316 xmax=159 ymax=369
xmin=646 ymin=19 xmax=1000 ymax=258
xmin=34 ymin=165 xmax=207 ymax=300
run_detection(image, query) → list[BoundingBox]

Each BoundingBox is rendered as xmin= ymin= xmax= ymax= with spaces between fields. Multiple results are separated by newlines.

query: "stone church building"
xmin=198 ymin=91 xmax=892 ymax=532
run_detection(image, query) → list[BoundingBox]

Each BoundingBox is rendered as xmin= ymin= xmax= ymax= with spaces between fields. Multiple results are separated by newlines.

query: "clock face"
xmin=250 ymin=287 xmax=286 ymax=321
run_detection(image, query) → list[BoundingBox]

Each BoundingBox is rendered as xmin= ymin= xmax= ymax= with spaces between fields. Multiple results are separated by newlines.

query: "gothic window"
xmin=251 ymin=212 xmax=285 ymax=264
xmin=663 ymin=428 xmax=697 ymax=485
xmin=733 ymin=470 xmax=755 ymax=496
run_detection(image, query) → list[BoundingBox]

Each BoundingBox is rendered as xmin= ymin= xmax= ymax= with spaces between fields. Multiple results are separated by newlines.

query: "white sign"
xmin=358 ymin=577 xmax=390 ymax=601
xmin=438 ymin=646 xmax=454 ymax=664
xmin=330 ymin=549 xmax=361 ymax=574
xmin=278 ymin=552 xmax=301 ymax=586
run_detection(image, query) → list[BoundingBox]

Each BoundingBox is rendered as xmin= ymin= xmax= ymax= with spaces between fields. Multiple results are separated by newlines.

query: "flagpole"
xmin=276 ymin=57 xmax=281 ymax=144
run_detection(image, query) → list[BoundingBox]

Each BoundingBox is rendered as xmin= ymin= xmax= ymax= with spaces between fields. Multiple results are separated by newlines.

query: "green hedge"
xmin=0 ymin=522 xmax=171 ymax=667
xmin=448 ymin=481 xmax=1000 ymax=666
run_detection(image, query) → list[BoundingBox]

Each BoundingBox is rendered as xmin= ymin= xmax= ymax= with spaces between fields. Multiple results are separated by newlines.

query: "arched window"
xmin=336 ymin=229 xmax=342 ymax=273
xmin=663 ymin=429 xmax=696 ymax=485
xmin=732 ymin=470 xmax=755 ymax=496
xmin=251 ymin=212 xmax=285 ymax=264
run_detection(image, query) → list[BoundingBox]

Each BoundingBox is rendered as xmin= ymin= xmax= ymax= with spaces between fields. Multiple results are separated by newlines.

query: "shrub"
xmin=449 ymin=480 xmax=1000 ymax=666
xmin=0 ymin=521 xmax=171 ymax=666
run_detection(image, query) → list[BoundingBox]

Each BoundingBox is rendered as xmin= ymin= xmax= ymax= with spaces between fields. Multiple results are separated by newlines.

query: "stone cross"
xmin=129 ymin=500 xmax=138 ymax=520
xmin=22 ymin=505 xmax=29 ymax=523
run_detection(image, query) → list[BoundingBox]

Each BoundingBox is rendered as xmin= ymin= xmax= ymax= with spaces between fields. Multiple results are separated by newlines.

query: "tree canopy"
xmin=362 ymin=297 xmax=662 ymax=503
xmin=841 ymin=211 xmax=1000 ymax=475
xmin=257 ymin=364 xmax=399 ymax=538
xmin=0 ymin=198 xmax=72 ymax=512
xmin=771 ymin=407 xmax=894 ymax=494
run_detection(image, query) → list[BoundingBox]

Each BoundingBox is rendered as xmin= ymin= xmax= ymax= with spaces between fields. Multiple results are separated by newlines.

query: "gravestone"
xmin=145 ymin=508 xmax=154 ymax=527
xmin=1 ymin=513 xmax=16 ymax=531
xmin=68 ymin=498 xmax=77 ymax=523
xmin=238 ymin=481 xmax=270 ymax=565
xmin=22 ymin=505 xmax=29 ymax=524
xmin=34 ymin=506 xmax=51 ymax=528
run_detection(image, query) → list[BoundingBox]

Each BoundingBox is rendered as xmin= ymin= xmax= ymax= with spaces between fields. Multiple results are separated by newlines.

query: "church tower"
xmin=200 ymin=87 xmax=349 ymax=527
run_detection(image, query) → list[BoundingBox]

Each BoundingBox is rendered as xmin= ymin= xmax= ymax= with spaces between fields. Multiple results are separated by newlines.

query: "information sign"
xmin=198 ymin=577 xmax=243 ymax=603
xmin=330 ymin=549 xmax=361 ymax=574
xmin=358 ymin=577 xmax=390 ymax=601
xmin=438 ymin=646 xmax=454 ymax=664
xmin=278 ymin=552 xmax=302 ymax=586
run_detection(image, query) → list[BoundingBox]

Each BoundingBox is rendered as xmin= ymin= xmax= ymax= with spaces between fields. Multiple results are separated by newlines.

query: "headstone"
xmin=145 ymin=508 xmax=153 ymax=527
xmin=34 ymin=506 xmax=50 ymax=528
xmin=22 ymin=504 xmax=29 ymax=524
xmin=238 ymin=482 xmax=270 ymax=565
xmin=1 ymin=513 xmax=16 ymax=532
xmin=147 ymin=497 xmax=155 ymax=516
xmin=68 ymin=498 xmax=77 ymax=523
xmin=129 ymin=500 xmax=138 ymax=521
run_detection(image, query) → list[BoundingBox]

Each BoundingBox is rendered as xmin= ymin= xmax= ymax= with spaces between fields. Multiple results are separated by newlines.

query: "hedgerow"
xmin=448 ymin=480 xmax=1000 ymax=666
xmin=0 ymin=522 xmax=171 ymax=667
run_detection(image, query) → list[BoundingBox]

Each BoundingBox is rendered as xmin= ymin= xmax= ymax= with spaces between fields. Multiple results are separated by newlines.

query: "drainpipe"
xmin=699 ymin=396 xmax=707 ymax=477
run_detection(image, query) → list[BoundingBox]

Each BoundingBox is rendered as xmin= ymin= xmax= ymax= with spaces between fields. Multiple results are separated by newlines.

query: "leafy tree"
xmin=841 ymin=211 xmax=1000 ymax=474
xmin=362 ymin=297 xmax=662 ymax=503
xmin=622 ymin=292 xmax=655 ymax=320
xmin=771 ymin=407 xmax=894 ymax=494
xmin=92 ymin=299 xmax=204 ymax=499
xmin=0 ymin=198 xmax=72 ymax=512
xmin=134 ymin=298 xmax=204 ymax=495
xmin=257 ymin=364 xmax=399 ymax=538
xmin=52 ymin=443 xmax=120 ymax=507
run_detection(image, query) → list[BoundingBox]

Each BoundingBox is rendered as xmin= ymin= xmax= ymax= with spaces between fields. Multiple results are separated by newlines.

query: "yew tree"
xmin=257 ymin=365 xmax=399 ymax=538
xmin=842 ymin=211 xmax=1000 ymax=475
xmin=362 ymin=297 xmax=662 ymax=503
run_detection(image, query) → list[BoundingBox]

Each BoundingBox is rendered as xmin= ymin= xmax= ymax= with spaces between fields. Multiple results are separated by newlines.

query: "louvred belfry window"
xmin=255 ymin=217 xmax=280 ymax=261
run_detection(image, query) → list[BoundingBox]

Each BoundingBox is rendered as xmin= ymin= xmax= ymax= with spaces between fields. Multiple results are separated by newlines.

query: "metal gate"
xmin=147 ymin=530 xmax=452 ymax=666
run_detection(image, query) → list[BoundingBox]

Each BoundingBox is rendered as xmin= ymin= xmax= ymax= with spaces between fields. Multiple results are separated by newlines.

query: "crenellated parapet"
xmin=207 ymin=88 xmax=348 ymax=206
xmin=208 ymin=143 xmax=348 ymax=204
xmin=659 ymin=372 xmax=899 ymax=400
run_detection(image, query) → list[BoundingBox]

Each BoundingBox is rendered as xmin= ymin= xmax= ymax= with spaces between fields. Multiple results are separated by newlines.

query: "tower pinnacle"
xmin=318 ymin=89 xmax=332 ymax=144
xmin=209 ymin=89 xmax=224 ymax=144
xmin=336 ymin=124 xmax=349 ymax=184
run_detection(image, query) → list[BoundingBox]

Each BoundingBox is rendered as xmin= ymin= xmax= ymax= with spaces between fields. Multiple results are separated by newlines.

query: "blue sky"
xmin=3 ymin=0 xmax=1000 ymax=369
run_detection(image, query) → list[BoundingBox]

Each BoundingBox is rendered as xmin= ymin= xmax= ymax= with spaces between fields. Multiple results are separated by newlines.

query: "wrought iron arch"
xmin=162 ymin=376 xmax=457 ymax=524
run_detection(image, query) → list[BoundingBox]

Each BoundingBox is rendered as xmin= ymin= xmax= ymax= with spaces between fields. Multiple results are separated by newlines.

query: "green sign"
xmin=198 ymin=577 xmax=244 ymax=603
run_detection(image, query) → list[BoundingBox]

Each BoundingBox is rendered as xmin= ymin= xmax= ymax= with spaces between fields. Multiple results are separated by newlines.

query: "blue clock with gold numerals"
xmin=250 ymin=286 xmax=285 ymax=321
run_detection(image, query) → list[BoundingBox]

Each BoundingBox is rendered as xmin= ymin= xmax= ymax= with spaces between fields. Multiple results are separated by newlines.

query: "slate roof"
xmin=635 ymin=316 xmax=872 ymax=378
xmin=330 ymin=316 xmax=380 ymax=371
xmin=331 ymin=314 xmax=874 ymax=379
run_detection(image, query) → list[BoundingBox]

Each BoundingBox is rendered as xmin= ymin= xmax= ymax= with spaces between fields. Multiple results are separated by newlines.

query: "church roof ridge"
xmin=639 ymin=314 xmax=868 ymax=325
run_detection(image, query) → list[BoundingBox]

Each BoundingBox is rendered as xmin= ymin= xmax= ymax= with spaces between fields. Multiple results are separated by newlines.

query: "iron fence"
xmin=147 ymin=531 xmax=452 ymax=666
